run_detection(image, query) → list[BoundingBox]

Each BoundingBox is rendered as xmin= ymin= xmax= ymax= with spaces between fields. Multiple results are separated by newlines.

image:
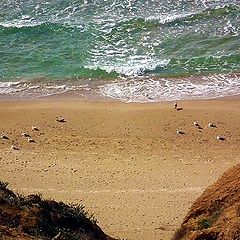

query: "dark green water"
xmin=0 ymin=1 xmax=239 ymax=101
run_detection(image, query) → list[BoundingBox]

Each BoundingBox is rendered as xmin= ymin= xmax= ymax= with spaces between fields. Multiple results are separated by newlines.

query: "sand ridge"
xmin=0 ymin=99 xmax=239 ymax=240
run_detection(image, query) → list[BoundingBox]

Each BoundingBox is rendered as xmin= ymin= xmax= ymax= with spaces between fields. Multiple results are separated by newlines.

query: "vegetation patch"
xmin=0 ymin=181 xmax=116 ymax=240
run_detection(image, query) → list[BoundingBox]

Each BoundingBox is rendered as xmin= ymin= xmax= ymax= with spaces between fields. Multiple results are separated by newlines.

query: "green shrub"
xmin=199 ymin=219 xmax=211 ymax=229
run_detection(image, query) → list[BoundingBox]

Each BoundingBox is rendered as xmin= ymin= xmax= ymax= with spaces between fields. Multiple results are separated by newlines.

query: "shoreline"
xmin=0 ymin=91 xmax=240 ymax=102
xmin=0 ymin=73 xmax=239 ymax=103
xmin=0 ymin=98 xmax=239 ymax=239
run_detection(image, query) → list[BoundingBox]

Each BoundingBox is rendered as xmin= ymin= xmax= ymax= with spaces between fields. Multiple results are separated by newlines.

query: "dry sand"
xmin=0 ymin=99 xmax=239 ymax=240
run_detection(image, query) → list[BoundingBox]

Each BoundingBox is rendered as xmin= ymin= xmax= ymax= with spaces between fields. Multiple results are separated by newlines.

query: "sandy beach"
xmin=0 ymin=98 xmax=239 ymax=240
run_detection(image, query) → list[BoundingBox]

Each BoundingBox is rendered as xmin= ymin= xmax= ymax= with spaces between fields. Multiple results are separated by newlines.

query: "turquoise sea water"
xmin=0 ymin=0 xmax=239 ymax=101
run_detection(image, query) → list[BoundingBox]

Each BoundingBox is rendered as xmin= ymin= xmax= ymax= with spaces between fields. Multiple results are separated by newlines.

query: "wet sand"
xmin=0 ymin=99 xmax=239 ymax=240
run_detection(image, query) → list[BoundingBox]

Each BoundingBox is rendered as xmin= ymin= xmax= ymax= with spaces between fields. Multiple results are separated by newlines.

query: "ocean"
xmin=0 ymin=0 xmax=239 ymax=102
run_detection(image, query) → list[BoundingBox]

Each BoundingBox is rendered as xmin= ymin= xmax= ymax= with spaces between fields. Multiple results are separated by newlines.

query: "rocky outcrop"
xmin=173 ymin=164 xmax=240 ymax=240
xmin=0 ymin=181 xmax=116 ymax=240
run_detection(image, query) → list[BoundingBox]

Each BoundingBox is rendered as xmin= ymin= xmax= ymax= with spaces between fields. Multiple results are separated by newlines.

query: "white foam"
xmin=0 ymin=75 xmax=239 ymax=101
xmin=0 ymin=80 xmax=91 ymax=99
xmin=147 ymin=12 xmax=195 ymax=25
xmin=98 ymin=74 xmax=240 ymax=102
xmin=0 ymin=81 xmax=23 ymax=94
xmin=0 ymin=19 xmax=43 ymax=28
xmin=86 ymin=57 xmax=170 ymax=76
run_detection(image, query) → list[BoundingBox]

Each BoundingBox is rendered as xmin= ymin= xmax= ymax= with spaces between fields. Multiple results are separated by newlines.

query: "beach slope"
xmin=0 ymin=99 xmax=239 ymax=239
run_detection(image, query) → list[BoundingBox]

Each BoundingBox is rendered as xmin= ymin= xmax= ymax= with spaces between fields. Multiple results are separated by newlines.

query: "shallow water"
xmin=0 ymin=0 xmax=239 ymax=101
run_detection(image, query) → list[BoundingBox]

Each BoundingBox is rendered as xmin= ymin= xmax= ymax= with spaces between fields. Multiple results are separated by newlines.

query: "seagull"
xmin=194 ymin=121 xmax=199 ymax=127
xmin=0 ymin=134 xmax=9 ymax=139
xmin=174 ymin=101 xmax=177 ymax=109
xmin=11 ymin=144 xmax=19 ymax=150
xmin=27 ymin=137 xmax=35 ymax=143
xmin=194 ymin=121 xmax=203 ymax=129
xmin=32 ymin=126 xmax=39 ymax=131
xmin=208 ymin=123 xmax=216 ymax=128
xmin=56 ymin=116 xmax=66 ymax=123
xmin=217 ymin=136 xmax=225 ymax=141
xmin=21 ymin=132 xmax=30 ymax=137
xmin=177 ymin=129 xmax=184 ymax=134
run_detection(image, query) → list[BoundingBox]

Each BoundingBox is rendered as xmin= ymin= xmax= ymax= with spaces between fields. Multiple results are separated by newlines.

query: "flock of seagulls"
xmin=174 ymin=101 xmax=225 ymax=141
xmin=0 ymin=102 xmax=227 ymax=151
xmin=5 ymin=126 xmax=38 ymax=150
xmin=0 ymin=116 xmax=66 ymax=150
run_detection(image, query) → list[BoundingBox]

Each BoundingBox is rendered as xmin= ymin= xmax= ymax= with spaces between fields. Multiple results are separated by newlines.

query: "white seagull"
xmin=194 ymin=121 xmax=199 ymax=127
xmin=174 ymin=101 xmax=177 ymax=109
xmin=217 ymin=136 xmax=225 ymax=141
xmin=208 ymin=123 xmax=216 ymax=128
xmin=32 ymin=126 xmax=39 ymax=131
xmin=56 ymin=116 xmax=66 ymax=123
xmin=21 ymin=132 xmax=30 ymax=137
xmin=11 ymin=144 xmax=19 ymax=150
xmin=27 ymin=137 xmax=35 ymax=143
xmin=177 ymin=129 xmax=184 ymax=134
xmin=0 ymin=134 xmax=9 ymax=139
